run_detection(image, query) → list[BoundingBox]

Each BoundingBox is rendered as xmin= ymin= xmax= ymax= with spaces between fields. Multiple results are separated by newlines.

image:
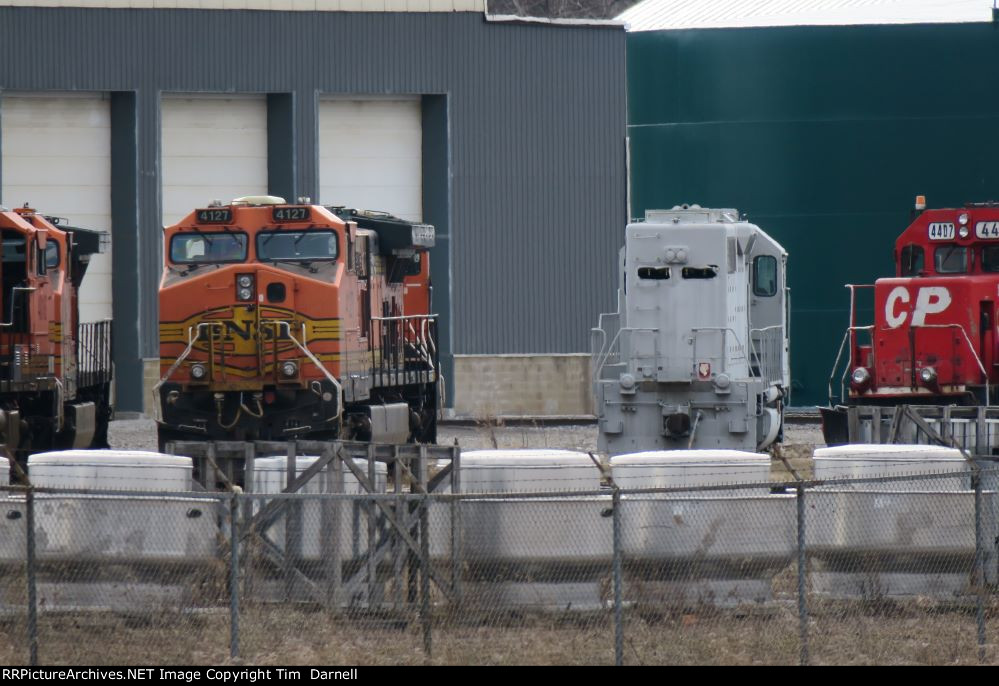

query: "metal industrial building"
xmin=0 ymin=1 xmax=627 ymax=416
xmin=622 ymin=0 xmax=998 ymax=408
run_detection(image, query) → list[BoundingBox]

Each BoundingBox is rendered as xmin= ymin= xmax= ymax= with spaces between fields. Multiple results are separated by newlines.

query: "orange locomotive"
xmin=0 ymin=205 xmax=112 ymax=471
xmin=156 ymin=197 xmax=440 ymax=446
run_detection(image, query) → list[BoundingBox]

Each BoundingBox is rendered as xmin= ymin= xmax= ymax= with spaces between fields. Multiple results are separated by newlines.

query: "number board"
xmin=927 ymin=222 xmax=955 ymax=241
xmin=195 ymin=208 xmax=233 ymax=224
xmin=976 ymin=221 xmax=999 ymax=239
xmin=273 ymin=207 xmax=312 ymax=222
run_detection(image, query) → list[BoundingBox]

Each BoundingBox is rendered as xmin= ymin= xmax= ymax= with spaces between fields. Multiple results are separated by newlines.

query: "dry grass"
xmin=2 ymin=599 xmax=998 ymax=666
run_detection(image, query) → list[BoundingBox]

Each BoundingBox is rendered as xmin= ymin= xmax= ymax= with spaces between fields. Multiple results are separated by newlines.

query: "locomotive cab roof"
xmin=893 ymin=202 xmax=999 ymax=277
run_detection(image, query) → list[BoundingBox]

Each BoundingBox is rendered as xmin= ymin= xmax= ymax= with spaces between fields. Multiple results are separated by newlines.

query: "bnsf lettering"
xmin=220 ymin=321 xmax=290 ymax=341
xmin=885 ymin=286 xmax=952 ymax=328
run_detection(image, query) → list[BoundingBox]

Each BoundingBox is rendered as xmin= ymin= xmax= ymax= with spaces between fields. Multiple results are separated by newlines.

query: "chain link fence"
xmin=4 ymin=465 xmax=999 ymax=665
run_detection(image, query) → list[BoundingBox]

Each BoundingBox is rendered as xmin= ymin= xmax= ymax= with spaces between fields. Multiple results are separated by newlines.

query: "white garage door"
xmin=319 ymin=98 xmax=422 ymax=221
xmin=1 ymin=93 xmax=112 ymax=324
xmin=161 ymin=95 xmax=268 ymax=226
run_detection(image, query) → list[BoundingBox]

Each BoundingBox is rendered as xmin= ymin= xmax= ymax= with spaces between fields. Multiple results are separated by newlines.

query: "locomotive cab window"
xmin=934 ymin=245 xmax=968 ymax=274
xmin=752 ymin=255 xmax=778 ymax=297
xmin=170 ymin=232 xmax=248 ymax=264
xmin=257 ymin=230 xmax=338 ymax=263
xmin=45 ymin=242 xmax=59 ymax=270
xmin=899 ymin=245 xmax=924 ymax=276
xmin=638 ymin=267 xmax=670 ymax=280
xmin=982 ymin=246 xmax=999 ymax=273
xmin=682 ymin=266 xmax=718 ymax=279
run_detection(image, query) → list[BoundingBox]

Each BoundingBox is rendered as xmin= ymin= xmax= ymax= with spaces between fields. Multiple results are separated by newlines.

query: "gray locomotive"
xmin=592 ymin=205 xmax=789 ymax=454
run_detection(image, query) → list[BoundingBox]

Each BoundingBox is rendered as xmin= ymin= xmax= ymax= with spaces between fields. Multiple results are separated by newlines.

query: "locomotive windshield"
xmin=934 ymin=245 xmax=968 ymax=274
xmin=982 ymin=246 xmax=999 ymax=273
xmin=170 ymin=232 xmax=248 ymax=264
xmin=256 ymin=230 xmax=338 ymax=262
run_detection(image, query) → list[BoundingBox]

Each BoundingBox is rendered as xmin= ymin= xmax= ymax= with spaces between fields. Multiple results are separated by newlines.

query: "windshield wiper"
xmin=270 ymin=258 xmax=320 ymax=274
xmin=187 ymin=225 xmax=214 ymax=248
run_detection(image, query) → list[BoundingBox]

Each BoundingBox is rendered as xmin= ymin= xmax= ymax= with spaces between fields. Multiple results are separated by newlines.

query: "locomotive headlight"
xmin=236 ymin=274 xmax=255 ymax=301
xmin=281 ymin=360 xmax=298 ymax=378
xmin=190 ymin=363 xmax=207 ymax=380
xmin=919 ymin=366 xmax=937 ymax=384
xmin=851 ymin=367 xmax=870 ymax=386
xmin=959 ymin=226 xmax=970 ymax=238
xmin=959 ymin=212 xmax=969 ymax=226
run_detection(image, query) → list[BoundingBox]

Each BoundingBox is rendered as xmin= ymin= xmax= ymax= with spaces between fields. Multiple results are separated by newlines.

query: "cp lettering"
xmin=885 ymin=286 xmax=951 ymax=328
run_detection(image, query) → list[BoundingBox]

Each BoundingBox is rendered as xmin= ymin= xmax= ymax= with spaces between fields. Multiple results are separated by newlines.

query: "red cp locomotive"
xmin=823 ymin=197 xmax=999 ymax=445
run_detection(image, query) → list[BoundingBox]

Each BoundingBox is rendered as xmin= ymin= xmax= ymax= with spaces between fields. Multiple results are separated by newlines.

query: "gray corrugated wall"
xmin=0 ymin=9 xmax=626 ymax=410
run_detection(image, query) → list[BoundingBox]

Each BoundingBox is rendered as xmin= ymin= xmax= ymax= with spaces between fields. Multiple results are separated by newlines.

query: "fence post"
xmin=420 ymin=492 xmax=432 ymax=661
xmin=796 ymin=483 xmax=808 ymax=666
xmin=25 ymin=485 xmax=37 ymax=666
xmin=612 ymin=487 xmax=623 ymax=667
xmin=285 ymin=442 xmax=299 ymax=601
xmin=974 ymin=465 xmax=986 ymax=664
xmin=230 ymin=493 xmax=240 ymax=660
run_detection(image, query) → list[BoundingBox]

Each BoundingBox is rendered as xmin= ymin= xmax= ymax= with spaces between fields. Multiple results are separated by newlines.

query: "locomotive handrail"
xmin=370 ymin=314 xmax=438 ymax=322
xmin=590 ymin=312 xmax=618 ymax=380
xmin=278 ymin=321 xmax=343 ymax=422
xmin=152 ymin=322 xmax=218 ymax=420
xmin=690 ymin=326 xmax=749 ymax=375
xmin=591 ymin=325 xmax=658 ymax=382
xmin=829 ymin=325 xmax=874 ymax=405
xmin=845 ymin=284 xmax=875 ymax=372
xmin=405 ymin=320 xmax=435 ymax=370
xmin=373 ymin=314 xmax=439 ymax=371
xmin=912 ymin=323 xmax=990 ymax=406
xmin=749 ymin=324 xmax=786 ymax=388
xmin=0 ymin=287 xmax=35 ymax=329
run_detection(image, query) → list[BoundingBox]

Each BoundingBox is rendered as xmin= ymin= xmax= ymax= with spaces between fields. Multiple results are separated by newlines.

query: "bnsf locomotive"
xmin=0 ymin=205 xmax=112 ymax=473
xmin=823 ymin=197 xmax=999 ymax=445
xmin=156 ymin=196 xmax=439 ymax=447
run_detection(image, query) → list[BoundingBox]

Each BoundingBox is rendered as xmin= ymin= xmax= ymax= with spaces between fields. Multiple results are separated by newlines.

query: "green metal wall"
xmin=628 ymin=21 xmax=999 ymax=408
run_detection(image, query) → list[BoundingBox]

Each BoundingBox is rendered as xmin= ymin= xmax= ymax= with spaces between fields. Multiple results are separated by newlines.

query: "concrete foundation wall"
xmin=453 ymin=354 xmax=594 ymax=418
xmin=139 ymin=354 xmax=595 ymax=418
xmin=141 ymin=359 xmax=160 ymax=419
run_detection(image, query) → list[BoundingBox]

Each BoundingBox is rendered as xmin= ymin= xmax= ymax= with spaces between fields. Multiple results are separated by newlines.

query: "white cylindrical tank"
xmin=25 ymin=451 xmax=215 ymax=562
xmin=457 ymin=450 xmax=603 ymax=493
xmin=610 ymin=449 xmax=771 ymax=493
xmin=608 ymin=450 xmax=792 ymax=573
xmin=0 ymin=455 xmax=8 ymax=487
xmin=812 ymin=444 xmax=969 ymax=491
xmin=439 ymin=449 xmax=610 ymax=562
xmin=28 ymin=450 xmax=193 ymax=491
xmin=807 ymin=444 xmax=990 ymax=598
xmin=251 ymin=455 xmax=388 ymax=561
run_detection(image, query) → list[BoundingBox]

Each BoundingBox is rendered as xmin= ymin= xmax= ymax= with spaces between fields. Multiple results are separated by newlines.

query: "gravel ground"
xmin=109 ymin=417 xmax=826 ymax=481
